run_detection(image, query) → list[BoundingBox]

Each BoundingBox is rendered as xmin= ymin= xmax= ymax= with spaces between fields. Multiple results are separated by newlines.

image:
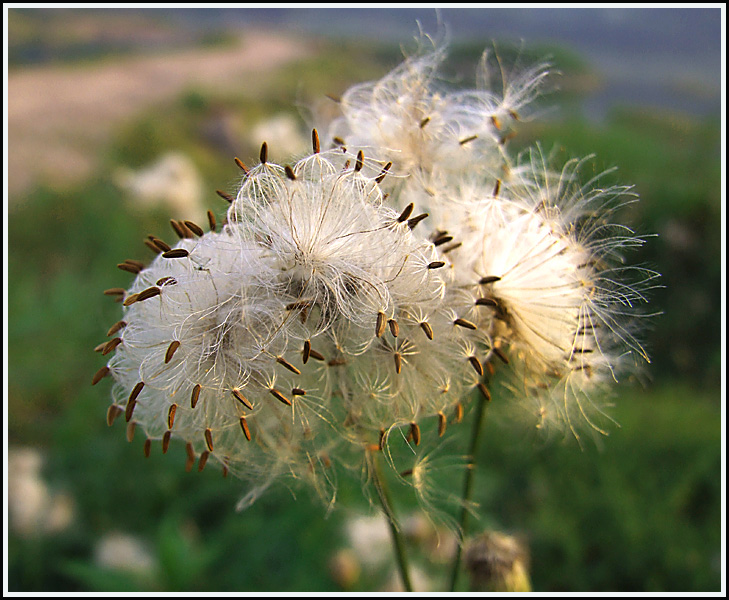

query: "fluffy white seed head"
xmin=100 ymin=147 xmax=494 ymax=502
xmin=95 ymin=36 xmax=654 ymax=508
xmin=329 ymin=43 xmax=551 ymax=195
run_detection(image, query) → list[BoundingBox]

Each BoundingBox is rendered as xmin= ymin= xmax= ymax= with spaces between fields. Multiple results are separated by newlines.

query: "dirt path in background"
xmin=8 ymin=31 xmax=314 ymax=198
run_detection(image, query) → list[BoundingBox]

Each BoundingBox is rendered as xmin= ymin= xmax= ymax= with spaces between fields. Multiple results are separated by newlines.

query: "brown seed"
xmin=162 ymin=248 xmax=189 ymax=259
xmin=184 ymin=221 xmax=204 ymax=236
xmin=428 ymin=261 xmax=446 ymax=269
xmin=400 ymin=468 xmax=414 ymax=477
xmin=198 ymin=451 xmax=209 ymax=471
xmin=143 ymin=438 xmax=152 ymax=458
xmin=149 ymin=236 xmax=171 ymax=252
xmin=492 ymin=346 xmax=510 ymax=364
xmin=185 ymin=443 xmax=195 ymax=471
xmin=438 ymin=411 xmax=447 ymax=437
xmin=222 ymin=463 xmax=229 ymax=478
xmin=475 ymin=297 xmax=498 ymax=307
xmin=126 ymin=382 xmax=144 ymax=422
xmin=354 ymin=150 xmax=364 ymax=172
xmin=232 ymin=388 xmax=253 ymax=410
xmin=182 ymin=220 xmax=198 ymax=238
xmin=407 ymin=213 xmax=429 ymax=229
xmin=126 ymin=421 xmax=136 ymax=443
xmin=162 ymin=431 xmax=171 ymax=454
xmin=486 ymin=361 xmax=495 ymax=377
xmin=394 ymin=352 xmax=402 ymax=374
xmin=117 ymin=262 xmax=141 ymax=274
xmin=410 ymin=422 xmax=421 ymax=446
xmin=375 ymin=161 xmax=392 ymax=184
xmin=420 ymin=321 xmax=434 ymax=340
xmin=442 ymin=242 xmax=462 ymax=254
xmin=167 ymin=404 xmax=177 ymax=429
xmin=477 ymin=382 xmax=492 ymax=402
xmin=122 ymin=293 xmax=139 ymax=306
xmin=479 ymin=275 xmax=501 ymax=285
xmin=94 ymin=342 xmax=107 ymax=353
xmin=286 ymin=299 xmax=314 ymax=311
xmin=129 ymin=382 xmax=145 ymax=403
xmin=375 ymin=311 xmax=386 ymax=338
xmin=170 ymin=219 xmax=186 ymax=239
xmin=284 ymin=164 xmax=297 ymax=180
xmin=240 ymin=416 xmax=251 ymax=441
xmin=207 ymin=210 xmax=216 ymax=232
xmin=454 ymin=318 xmax=477 ymax=330
xmin=106 ymin=320 xmax=127 ymax=337
xmin=144 ymin=240 xmax=161 ymax=254
xmin=125 ymin=259 xmax=146 ymax=269
xmin=508 ymin=109 xmax=520 ymax=121
xmin=92 ymin=366 xmax=110 ymax=386
xmin=302 ymin=339 xmax=311 ymax=364
xmin=276 ymin=356 xmax=301 ymax=375
xmin=136 ymin=287 xmax=161 ymax=302
xmin=291 ymin=387 xmax=306 ymax=396
xmin=103 ymin=288 xmax=126 ymax=297
xmin=327 ymin=357 xmax=347 ymax=367
xmin=234 ymin=157 xmax=249 ymax=173
xmin=259 ymin=142 xmax=268 ymax=164
xmin=468 ymin=356 xmax=484 ymax=376
xmin=308 ymin=349 xmax=325 ymax=361
xmin=106 ymin=404 xmax=122 ymax=427
xmin=397 ymin=203 xmax=414 ymax=223
xmin=190 ymin=384 xmax=201 ymax=408
xmin=204 ymin=428 xmax=214 ymax=452
xmin=216 ymin=189 xmax=235 ymax=203
xmin=433 ymin=234 xmax=453 ymax=247
xmin=419 ymin=116 xmax=431 ymax=128
xmin=165 ymin=340 xmax=181 ymax=364
xmin=332 ymin=136 xmax=345 ymax=146
xmin=490 ymin=115 xmax=502 ymax=130
xmin=388 ymin=319 xmax=399 ymax=338
xmin=459 ymin=134 xmax=478 ymax=145
xmin=269 ymin=388 xmax=291 ymax=406
xmin=312 ymin=128 xmax=321 ymax=153
xmin=156 ymin=276 xmax=177 ymax=287
xmin=454 ymin=402 xmax=464 ymax=423
xmin=102 ymin=337 xmax=122 ymax=355
xmin=492 ymin=179 xmax=501 ymax=198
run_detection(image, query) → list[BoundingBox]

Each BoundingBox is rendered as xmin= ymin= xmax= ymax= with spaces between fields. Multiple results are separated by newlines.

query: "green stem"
xmin=370 ymin=452 xmax=413 ymax=592
xmin=449 ymin=393 xmax=489 ymax=591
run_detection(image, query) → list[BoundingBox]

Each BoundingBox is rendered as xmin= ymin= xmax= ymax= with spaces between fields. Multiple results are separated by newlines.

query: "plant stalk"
xmin=449 ymin=392 xmax=489 ymax=591
xmin=370 ymin=451 xmax=413 ymax=592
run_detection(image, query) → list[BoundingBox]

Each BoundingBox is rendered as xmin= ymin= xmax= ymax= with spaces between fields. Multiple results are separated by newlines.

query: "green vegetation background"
xmin=7 ymin=23 xmax=722 ymax=592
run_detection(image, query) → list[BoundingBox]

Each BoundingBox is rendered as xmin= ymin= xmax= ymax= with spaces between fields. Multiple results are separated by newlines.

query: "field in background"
xmin=7 ymin=10 xmax=723 ymax=592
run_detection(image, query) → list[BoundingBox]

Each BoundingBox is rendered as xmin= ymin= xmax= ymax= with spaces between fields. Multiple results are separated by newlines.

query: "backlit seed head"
xmin=96 ymin=33 xmax=653 ymax=512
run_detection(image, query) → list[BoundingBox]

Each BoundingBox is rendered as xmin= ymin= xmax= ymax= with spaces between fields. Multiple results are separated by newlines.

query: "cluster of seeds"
xmin=93 ymin=41 xmax=653 ymax=505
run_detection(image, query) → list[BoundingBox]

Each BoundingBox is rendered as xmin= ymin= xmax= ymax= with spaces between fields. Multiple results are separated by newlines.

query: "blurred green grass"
xmin=7 ymin=38 xmax=722 ymax=592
